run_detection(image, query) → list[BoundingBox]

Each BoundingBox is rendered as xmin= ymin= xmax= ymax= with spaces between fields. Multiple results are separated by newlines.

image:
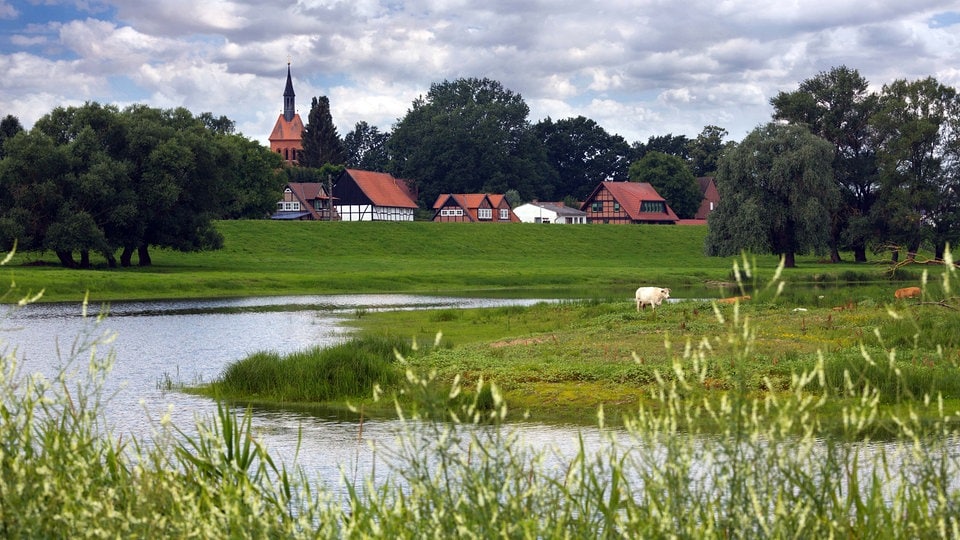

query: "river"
xmin=0 ymin=294 xmax=606 ymax=496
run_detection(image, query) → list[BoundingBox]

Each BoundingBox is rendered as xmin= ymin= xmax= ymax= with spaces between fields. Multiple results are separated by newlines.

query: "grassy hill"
xmin=4 ymin=220 xmax=897 ymax=303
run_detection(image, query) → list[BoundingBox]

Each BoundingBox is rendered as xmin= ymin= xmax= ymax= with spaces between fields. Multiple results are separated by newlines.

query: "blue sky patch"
xmin=929 ymin=11 xmax=960 ymax=28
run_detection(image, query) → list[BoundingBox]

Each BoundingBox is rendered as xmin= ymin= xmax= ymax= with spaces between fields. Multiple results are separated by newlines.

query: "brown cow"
xmin=894 ymin=286 xmax=921 ymax=299
xmin=716 ymin=295 xmax=751 ymax=304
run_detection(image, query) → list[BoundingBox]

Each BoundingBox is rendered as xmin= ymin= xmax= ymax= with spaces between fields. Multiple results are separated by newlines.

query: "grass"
xmin=1 ymin=220 xmax=919 ymax=303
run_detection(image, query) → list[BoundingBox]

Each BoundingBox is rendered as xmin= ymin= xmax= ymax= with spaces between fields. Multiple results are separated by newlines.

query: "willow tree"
xmin=704 ymin=123 xmax=839 ymax=268
xmin=771 ymin=66 xmax=880 ymax=262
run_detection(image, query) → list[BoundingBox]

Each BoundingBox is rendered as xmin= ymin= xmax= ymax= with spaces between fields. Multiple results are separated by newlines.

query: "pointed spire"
xmin=283 ymin=62 xmax=296 ymax=122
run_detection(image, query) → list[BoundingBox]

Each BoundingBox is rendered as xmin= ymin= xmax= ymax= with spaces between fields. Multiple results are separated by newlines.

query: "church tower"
xmin=269 ymin=63 xmax=304 ymax=163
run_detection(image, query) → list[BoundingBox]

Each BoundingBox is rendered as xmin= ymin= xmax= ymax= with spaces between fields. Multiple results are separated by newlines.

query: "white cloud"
xmin=3 ymin=0 xmax=960 ymax=147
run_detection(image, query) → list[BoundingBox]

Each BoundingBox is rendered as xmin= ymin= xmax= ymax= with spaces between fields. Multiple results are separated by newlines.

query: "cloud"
xmin=3 ymin=1 xmax=960 ymax=147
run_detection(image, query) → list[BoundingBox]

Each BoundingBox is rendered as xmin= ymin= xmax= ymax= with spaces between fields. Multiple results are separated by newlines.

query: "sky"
xmin=2 ymin=1 xmax=960 ymax=147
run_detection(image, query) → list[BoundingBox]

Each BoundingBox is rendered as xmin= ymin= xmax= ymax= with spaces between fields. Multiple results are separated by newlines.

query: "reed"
xmin=199 ymin=335 xmax=411 ymax=403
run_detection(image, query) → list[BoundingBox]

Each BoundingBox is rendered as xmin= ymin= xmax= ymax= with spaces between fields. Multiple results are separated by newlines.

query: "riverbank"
xmin=2 ymin=220 xmax=909 ymax=303
xmin=192 ymin=261 xmax=960 ymax=430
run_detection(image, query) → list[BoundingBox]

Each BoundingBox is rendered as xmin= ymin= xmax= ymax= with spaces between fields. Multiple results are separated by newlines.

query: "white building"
xmin=513 ymin=202 xmax=587 ymax=224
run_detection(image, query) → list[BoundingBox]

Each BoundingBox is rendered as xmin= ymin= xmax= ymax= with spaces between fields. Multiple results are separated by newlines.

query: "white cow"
xmin=636 ymin=286 xmax=670 ymax=311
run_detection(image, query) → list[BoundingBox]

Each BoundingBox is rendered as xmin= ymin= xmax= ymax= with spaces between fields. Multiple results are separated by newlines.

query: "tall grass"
xmin=3 ymin=251 xmax=960 ymax=537
xmin=202 ymin=335 xmax=411 ymax=403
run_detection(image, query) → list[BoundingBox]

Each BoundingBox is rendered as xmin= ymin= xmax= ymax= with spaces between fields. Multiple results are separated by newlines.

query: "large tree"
xmin=0 ymin=103 xmax=279 ymax=268
xmin=300 ymin=96 xmax=346 ymax=168
xmin=628 ymin=151 xmax=702 ymax=219
xmin=771 ymin=66 xmax=880 ymax=262
xmin=388 ymin=77 xmax=556 ymax=205
xmin=704 ymin=123 xmax=839 ymax=268
xmin=534 ymin=116 xmax=631 ymax=200
xmin=870 ymin=77 xmax=960 ymax=261
xmin=687 ymin=125 xmax=729 ymax=178
xmin=344 ymin=121 xmax=390 ymax=171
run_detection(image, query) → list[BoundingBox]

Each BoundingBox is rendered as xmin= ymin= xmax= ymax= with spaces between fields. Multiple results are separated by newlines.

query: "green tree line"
xmin=3 ymin=68 xmax=958 ymax=269
xmin=0 ymin=103 xmax=285 ymax=268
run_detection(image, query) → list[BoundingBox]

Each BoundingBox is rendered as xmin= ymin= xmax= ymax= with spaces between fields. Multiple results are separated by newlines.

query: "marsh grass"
xmin=198 ymin=335 xmax=412 ymax=403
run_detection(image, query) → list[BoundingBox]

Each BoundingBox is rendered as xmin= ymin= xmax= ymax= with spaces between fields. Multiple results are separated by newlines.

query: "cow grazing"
xmin=894 ymin=286 xmax=921 ymax=299
xmin=636 ymin=287 xmax=671 ymax=311
xmin=716 ymin=295 xmax=751 ymax=305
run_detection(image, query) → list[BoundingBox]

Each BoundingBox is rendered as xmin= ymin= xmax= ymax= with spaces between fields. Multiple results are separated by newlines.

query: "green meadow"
xmin=2 ymin=220 xmax=904 ymax=303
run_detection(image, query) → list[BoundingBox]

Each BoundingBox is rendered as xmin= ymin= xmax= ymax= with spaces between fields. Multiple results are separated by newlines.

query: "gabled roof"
xmin=522 ymin=201 xmax=587 ymax=218
xmin=343 ymin=169 xmax=418 ymax=208
xmin=269 ymin=113 xmax=304 ymax=142
xmin=287 ymin=182 xmax=329 ymax=202
xmin=432 ymin=193 xmax=490 ymax=210
xmin=583 ymin=181 xmax=679 ymax=222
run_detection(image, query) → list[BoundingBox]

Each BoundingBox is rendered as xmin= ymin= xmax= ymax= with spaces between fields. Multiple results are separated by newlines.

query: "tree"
xmin=632 ymin=133 xmax=690 ymax=163
xmin=300 ymin=96 xmax=346 ymax=168
xmin=213 ymin=134 xmax=285 ymax=219
xmin=704 ymin=123 xmax=839 ymax=268
xmin=534 ymin=116 xmax=631 ymax=200
xmin=687 ymin=125 xmax=729 ymax=177
xmin=628 ymin=152 xmax=702 ymax=219
xmin=0 ymin=103 xmax=280 ymax=268
xmin=198 ymin=112 xmax=236 ymax=135
xmin=344 ymin=121 xmax=390 ymax=171
xmin=870 ymin=77 xmax=960 ymax=261
xmin=771 ymin=66 xmax=880 ymax=262
xmin=0 ymin=114 xmax=24 ymax=158
xmin=388 ymin=77 xmax=556 ymax=205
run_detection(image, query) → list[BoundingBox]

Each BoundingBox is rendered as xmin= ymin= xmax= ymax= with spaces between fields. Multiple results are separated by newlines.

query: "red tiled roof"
xmin=344 ymin=169 xmax=418 ymax=208
xmin=269 ymin=114 xmax=304 ymax=142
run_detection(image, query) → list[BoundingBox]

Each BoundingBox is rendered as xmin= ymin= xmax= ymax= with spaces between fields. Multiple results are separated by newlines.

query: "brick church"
xmin=268 ymin=63 xmax=304 ymax=163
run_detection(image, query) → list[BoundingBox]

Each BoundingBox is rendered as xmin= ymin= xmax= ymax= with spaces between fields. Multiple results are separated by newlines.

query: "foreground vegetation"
xmin=5 ymin=265 xmax=960 ymax=537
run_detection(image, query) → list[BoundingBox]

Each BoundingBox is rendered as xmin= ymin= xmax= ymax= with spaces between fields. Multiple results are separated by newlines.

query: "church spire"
xmin=283 ymin=62 xmax=296 ymax=122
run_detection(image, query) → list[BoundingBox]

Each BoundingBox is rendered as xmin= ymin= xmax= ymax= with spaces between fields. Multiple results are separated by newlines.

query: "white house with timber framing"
xmin=333 ymin=169 xmax=419 ymax=221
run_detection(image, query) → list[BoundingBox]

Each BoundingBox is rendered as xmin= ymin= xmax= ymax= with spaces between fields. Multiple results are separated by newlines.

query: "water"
xmin=0 ymin=294 xmax=604 ymax=495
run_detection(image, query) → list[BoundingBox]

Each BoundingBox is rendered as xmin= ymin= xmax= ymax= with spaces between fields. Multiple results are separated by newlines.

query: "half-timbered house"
xmin=333 ymin=169 xmax=418 ymax=221
xmin=271 ymin=182 xmax=338 ymax=220
xmin=432 ymin=193 xmax=519 ymax=222
xmin=580 ymin=181 xmax=678 ymax=224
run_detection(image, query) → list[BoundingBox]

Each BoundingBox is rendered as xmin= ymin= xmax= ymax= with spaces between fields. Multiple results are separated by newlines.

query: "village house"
xmin=513 ymin=201 xmax=587 ymax=224
xmin=271 ymin=182 xmax=338 ymax=220
xmin=580 ymin=181 xmax=678 ymax=224
xmin=431 ymin=193 xmax=519 ymax=222
xmin=334 ymin=169 xmax=418 ymax=221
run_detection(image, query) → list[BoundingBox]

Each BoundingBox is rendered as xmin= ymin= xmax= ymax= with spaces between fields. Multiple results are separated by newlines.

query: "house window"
xmin=478 ymin=208 xmax=492 ymax=220
xmin=640 ymin=201 xmax=666 ymax=213
xmin=440 ymin=208 xmax=464 ymax=217
xmin=591 ymin=201 xmax=603 ymax=212
xmin=614 ymin=202 xmax=621 ymax=212
xmin=499 ymin=208 xmax=509 ymax=220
